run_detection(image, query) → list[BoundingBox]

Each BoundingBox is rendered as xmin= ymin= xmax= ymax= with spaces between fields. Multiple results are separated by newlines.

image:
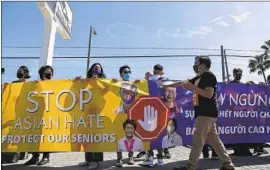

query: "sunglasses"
xmin=123 ymin=71 xmax=131 ymax=74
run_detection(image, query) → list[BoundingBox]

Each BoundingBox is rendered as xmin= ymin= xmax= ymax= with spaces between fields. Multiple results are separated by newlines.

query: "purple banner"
xmin=148 ymin=81 xmax=270 ymax=149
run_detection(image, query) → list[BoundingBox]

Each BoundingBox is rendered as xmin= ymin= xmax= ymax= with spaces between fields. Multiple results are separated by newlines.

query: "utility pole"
xmin=1 ymin=68 xmax=5 ymax=74
xmin=86 ymin=26 xmax=93 ymax=77
xmin=86 ymin=26 xmax=97 ymax=77
xmin=221 ymin=45 xmax=225 ymax=82
xmin=224 ymin=49 xmax=230 ymax=82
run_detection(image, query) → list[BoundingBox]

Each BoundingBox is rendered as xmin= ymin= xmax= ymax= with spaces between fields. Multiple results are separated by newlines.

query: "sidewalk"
xmin=2 ymin=147 xmax=270 ymax=170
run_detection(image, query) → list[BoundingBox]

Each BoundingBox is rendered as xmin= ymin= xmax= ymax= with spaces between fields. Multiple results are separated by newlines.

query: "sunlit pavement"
xmin=2 ymin=147 xmax=270 ymax=170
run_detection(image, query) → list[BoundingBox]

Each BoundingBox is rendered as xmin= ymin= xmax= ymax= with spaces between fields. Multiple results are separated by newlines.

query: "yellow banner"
xmin=1 ymin=79 xmax=150 ymax=152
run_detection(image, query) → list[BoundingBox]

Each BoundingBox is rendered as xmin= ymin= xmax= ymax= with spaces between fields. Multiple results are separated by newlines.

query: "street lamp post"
xmin=86 ymin=26 xmax=97 ymax=77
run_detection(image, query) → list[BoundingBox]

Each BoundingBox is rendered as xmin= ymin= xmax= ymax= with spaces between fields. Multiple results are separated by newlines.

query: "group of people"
xmin=2 ymin=55 xmax=270 ymax=170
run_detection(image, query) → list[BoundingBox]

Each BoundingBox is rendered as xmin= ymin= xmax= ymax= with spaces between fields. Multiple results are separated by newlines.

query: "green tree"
xmin=248 ymin=40 xmax=270 ymax=83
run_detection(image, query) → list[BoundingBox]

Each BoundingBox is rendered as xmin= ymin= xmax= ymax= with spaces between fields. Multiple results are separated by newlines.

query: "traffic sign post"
xmin=129 ymin=96 xmax=169 ymax=141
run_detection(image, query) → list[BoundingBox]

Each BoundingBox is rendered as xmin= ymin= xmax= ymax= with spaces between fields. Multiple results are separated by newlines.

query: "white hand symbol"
xmin=138 ymin=105 xmax=158 ymax=132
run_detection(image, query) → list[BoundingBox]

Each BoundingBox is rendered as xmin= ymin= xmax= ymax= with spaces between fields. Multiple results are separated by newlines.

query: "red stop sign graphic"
xmin=128 ymin=96 xmax=169 ymax=141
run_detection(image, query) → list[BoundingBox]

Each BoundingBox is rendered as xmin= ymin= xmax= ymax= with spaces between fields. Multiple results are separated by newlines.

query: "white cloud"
xmin=208 ymin=16 xmax=230 ymax=27
xmin=165 ymin=28 xmax=181 ymax=39
xmin=187 ymin=26 xmax=212 ymax=38
xmin=230 ymin=12 xmax=251 ymax=24
xmin=106 ymin=22 xmax=133 ymax=38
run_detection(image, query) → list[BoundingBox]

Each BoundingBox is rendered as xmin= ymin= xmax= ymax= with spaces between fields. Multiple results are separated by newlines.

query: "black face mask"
xmin=17 ymin=72 xmax=24 ymax=79
xmin=234 ymin=74 xmax=242 ymax=81
xmin=44 ymin=73 xmax=52 ymax=80
xmin=193 ymin=65 xmax=199 ymax=74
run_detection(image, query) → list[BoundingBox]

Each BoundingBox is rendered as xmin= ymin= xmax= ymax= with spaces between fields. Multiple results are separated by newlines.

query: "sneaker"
xmin=211 ymin=152 xmax=219 ymax=160
xmin=88 ymin=162 xmax=99 ymax=170
xmin=157 ymin=158 xmax=164 ymax=167
xmin=127 ymin=157 xmax=134 ymax=165
xmin=37 ymin=157 xmax=49 ymax=166
xmin=142 ymin=156 xmax=154 ymax=167
xmin=24 ymin=157 xmax=39 ymax=166
xmin=164 ymin=151 xmax=171 ymax=159
xmin=116 ymin=159 xmax=123 ymax=168
xmin=136 ymin=152 xmax=146 ymax=158
xmin=203 ymin=155 xmax=210 ymax=159
xmin=79 ymin=162 xmax=90 ymax=167
xmin=257 ymin=149 xmax=269 ymax=154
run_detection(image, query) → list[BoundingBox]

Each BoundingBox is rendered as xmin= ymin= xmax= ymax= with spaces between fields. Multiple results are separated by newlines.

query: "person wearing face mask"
xmin=2 ymin=66 xmax=30 ymax=164
xmin=228 ymin=68 xmax=253 ymax=157
xmin=163 ymin=56 xmax=235 ymax=170
xmin=38 ymin=65 xmax=54 ymax=81
xmin=112 ymin=65 xmax=141 ymax=167
xmin=86 ymin=63 xmax=106 ymax=79
xmin=78 ymin=63 xmax=105 ymax=170
xmin=13 ymin=66 xmax=31 ymax=83
xmin=116 ymin=119 xmax=144 ymax=167
xmin=191 ymin=57 xmax=218 ymax=160
xmin=113 ymin=65 xmax=140 ymax=114
xmin=112 ymin=65 xmax=140 ymax=83
xmin=162 ymin=119 xmax=183 ymax=148
xmin=229 ymin=68 xmax=242 ymax=83
xmin=24 ymin=65 xmax=54 ymax=166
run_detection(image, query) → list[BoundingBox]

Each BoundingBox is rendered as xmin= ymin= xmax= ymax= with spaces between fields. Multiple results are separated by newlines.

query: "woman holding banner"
xmin=78 ymin=63 xmax=105 ymax=170
xmin=25 ymin=65 xmax=54 ymax=166
xmin=2 ymin=66 xmax=31 ymax=164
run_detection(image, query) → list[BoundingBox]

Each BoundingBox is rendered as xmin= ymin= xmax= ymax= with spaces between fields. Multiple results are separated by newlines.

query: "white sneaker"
xmin=157 ymin=158 xmax=164 ymax=167
xmin=88 ymin=162 xmax=99 ymax=170
xmin=142 ymin=156 xmax=154 ymax=166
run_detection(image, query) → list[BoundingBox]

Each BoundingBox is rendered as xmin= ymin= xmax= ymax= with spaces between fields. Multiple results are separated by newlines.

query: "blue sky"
xmin=2 ymin=1 xmax=270 ymax=83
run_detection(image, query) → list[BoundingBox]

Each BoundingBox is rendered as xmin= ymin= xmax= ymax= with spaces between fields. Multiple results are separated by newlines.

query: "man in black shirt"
xmin=192 ymin=57 xmax=218 ymax=159
xmin=164 ymin=56 xmax=234 ymax=170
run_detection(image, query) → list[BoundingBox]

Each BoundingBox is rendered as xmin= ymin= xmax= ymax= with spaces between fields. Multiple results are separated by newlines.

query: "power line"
xmin=3 ymin=46 xmax=265 ymax=53
xmin=225 ymin=49 xmax=263 ymax=52
xmin=2 ymin=46 xmax=220 ymax=51
xmin=1 ymin=54 xmax=256 ymax=60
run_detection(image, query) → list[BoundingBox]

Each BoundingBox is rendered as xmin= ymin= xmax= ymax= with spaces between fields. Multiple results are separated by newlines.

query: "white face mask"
xmin=150 ymin=75 xmax=161 ymax=81
xmin=167 ymin=125 xmax=175 ymax=134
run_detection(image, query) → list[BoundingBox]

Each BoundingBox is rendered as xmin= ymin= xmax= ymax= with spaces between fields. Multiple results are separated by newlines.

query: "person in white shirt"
xmin=116 ymin=119 xmax=144 ymax=167
xmin=162 ymin=118 xmax=183 ymax=149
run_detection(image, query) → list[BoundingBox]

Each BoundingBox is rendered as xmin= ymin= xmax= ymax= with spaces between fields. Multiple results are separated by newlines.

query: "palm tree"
xmin=248 ymin=40 xmax=270 ymax=83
